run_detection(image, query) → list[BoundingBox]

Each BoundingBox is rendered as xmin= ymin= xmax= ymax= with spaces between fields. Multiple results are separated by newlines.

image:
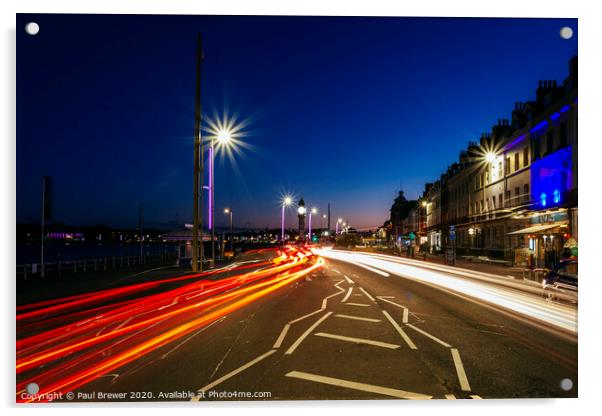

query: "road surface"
xmin=16 ymin=247 xmax=577 ymax=402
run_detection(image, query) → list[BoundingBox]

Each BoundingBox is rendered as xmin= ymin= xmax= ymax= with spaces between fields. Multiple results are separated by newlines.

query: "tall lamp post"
xmin=281 ymin=196 xmax=292 ymax=244
xmin=224 ymin=208 xmax=233 ymax=254
xmin=297 ymin=198 xmax=307 ymax=243
xmin=336 ymin=218 xmax=342 ymax=234
xmin=208 ymin=129 xmax=232 ymax=267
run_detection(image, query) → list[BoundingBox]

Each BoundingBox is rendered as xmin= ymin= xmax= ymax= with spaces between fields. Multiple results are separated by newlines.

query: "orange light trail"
xmin=16 ymin=247 xmax=323 ymax=403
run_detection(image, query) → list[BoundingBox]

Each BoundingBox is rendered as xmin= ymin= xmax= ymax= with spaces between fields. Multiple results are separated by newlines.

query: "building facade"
xmin=392 ymin=56 xmax=578 ymax=267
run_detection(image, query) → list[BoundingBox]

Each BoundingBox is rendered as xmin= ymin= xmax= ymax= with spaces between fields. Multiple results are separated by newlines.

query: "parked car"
xmin=542 ymin=260 xmax=577 ymax=304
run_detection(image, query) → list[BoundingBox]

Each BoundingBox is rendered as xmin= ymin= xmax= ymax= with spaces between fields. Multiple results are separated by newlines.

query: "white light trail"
xmin=314 ymin=249 xmax=577 ymax=334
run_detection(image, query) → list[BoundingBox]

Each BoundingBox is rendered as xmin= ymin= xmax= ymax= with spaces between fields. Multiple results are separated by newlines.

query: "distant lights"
xmin=553 ymin=189 xmax=561 ymax=204
xmin=485 ymin=152 xmax=496 ymax=163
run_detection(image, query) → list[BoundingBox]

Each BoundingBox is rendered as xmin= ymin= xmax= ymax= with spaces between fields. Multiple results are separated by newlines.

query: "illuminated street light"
xmin=422 ymin=200 xmax=428 ymax=207
xmin=281 ymin=196 xmax=293 ymax=243
xmin=204 ymin=111 xmax=249 ymax=268
xmin=336 ymin=217 xmax=343 ymax=234
xmin=217 ymin=129 xmax=231 ymax=144
xmin=485 ymin=152 xmax=496 ymax=163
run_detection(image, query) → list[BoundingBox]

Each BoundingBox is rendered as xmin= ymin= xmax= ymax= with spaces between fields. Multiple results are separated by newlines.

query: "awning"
xmin=507 ymin=222 xmax=568 ymax=235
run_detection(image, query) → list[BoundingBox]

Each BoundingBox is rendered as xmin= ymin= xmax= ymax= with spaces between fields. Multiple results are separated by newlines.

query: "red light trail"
xmin=16 ymin=246 xmax=323 ymax=402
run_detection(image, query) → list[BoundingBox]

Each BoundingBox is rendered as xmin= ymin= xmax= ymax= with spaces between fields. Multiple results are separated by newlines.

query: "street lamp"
xmin=336 ymin=218 xmax=342 ymax=234
xmin=308 ymin=207 xmax=317 ymax=241
xmin=224 ymin=208 xmax=233 ymax=254
xmin=485 ymin=151 xmax=496 ymax=163
xmin=281 ymin=196 xmax=292 ymax=243
xmin=208 ymin=128 xmax=233 ymax=267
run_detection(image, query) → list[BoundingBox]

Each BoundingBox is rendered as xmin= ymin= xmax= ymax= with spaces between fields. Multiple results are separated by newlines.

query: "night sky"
xmin=16 ymin=14 xmax=577 ymax=230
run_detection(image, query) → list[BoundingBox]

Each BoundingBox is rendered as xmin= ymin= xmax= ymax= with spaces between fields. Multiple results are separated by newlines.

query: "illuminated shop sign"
xmin=530 ymin=146 xmax=572 ymax=209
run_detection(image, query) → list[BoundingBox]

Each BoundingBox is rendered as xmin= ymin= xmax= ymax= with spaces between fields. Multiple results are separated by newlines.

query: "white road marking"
xmin=402 ymin=308 xmax=409 ymax=324
xmin=285 ymin=312 xmax=333 ymax=355
xmin=322 ymin=290 xmax=345 ymax=309
xmin=341 ymin=287 xmax=354 ymax=303
xmin=314 ymin=332 xmax=400 ymax=349
xmin=377 ymin=296 xmax=408 ymax=310
xmin=378 ymin=296 xmax=395 ymax=299
xmin=114 ymin=316 xmax=133 ymax=331
xmin=406 ymin=323 xmax=452 ymax=348
xmin=161 ymin=317 xmax=226 ymax=359
xmin=470 ymin=395 xmax=482 ymax=399
xmin=445 ymin=394 xmax=456 ymax=399
xmin=451 ymin=348 xmax=472 ymax=391
xmin=192 ymin=349 xmax=277 ymax=399
xmin=344 ymin=302 xmax=370 ymax=307
xmin=333 ymin=269 xmax=341 ymax=274
xmin=285 ymin=371 xmax=432 ymax=400
xmin=289 ymin=308 xmax=325 ymax=324
xmin=334 ymin=280 xmax=345 ymax=290
xmin=344 ymin=275 xmax=354 ymax=284
xmin=273 ymin=324 xmax=290 ymax=348
xmin=334 ymin=314 xmax=381 ymax=323
xmin=381 ymin=310 xmax=417 ymax=350
xmin=358 ymin=287 xmax=375 ymax=302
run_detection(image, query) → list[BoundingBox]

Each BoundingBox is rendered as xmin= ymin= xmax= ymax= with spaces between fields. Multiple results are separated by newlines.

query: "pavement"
xmin=16 ymin=247 xmax=577 ymax=402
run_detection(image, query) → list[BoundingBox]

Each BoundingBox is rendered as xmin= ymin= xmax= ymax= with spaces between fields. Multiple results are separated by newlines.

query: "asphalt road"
xmin=39 ymin=251 xmax=577 ymax=402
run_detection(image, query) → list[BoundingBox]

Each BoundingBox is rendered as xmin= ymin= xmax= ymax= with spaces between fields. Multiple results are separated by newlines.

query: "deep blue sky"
xmin=16 ymin=14 xmax=577 ymax=230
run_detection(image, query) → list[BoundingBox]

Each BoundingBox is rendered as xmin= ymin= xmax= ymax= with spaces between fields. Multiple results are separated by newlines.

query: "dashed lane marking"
xmin=334 ymin=314 xmax=381 ymax=323
xmin=192 ymin=349 xmax=277 ymax=399
xmin=272 ymin=324 xmax=290 ymax=348
xmin=344 ymin=302 xmax=370 ymax=307
xmin=406 ymin=323 xmax=452 ymax=348
xmin=358 ymin=287 xmax=375 ymax=302
xmin=285 ymin=312 xmax=333 ymax=355
xmin=289 ymin=308 xmax=324 ymax=324
xmin=341 ymin=287 xmax=354 ymax=303
xmin=381 ymin=310 xmax=417 ymax=350
xmin=451 ymin=348 xmax=472 ymax=392
xmin=470 ymin=395 xmax=482 ymax=399
xmin=285 ymin=371 xmax=432 ymax=400
xmin=314 ymin=332 xmax=400 ymax=349
xmin=445 ymin=394 xmax=456 ymax=399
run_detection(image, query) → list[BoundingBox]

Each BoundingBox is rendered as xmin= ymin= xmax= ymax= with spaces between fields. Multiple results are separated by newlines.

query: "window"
xmin=559 ymin=121 xmax=567 ymax=147
xmin=546 ymin=131 xmax=554 ymax=154
xmin=515 ymin=187 xmax=520 ymax=203
xmin=523 ymin=147 xmax=529 ymax=167
xmin=492 ymin=196 xmax=496 ymax=210
xmin=533 ymin=139 xmax=540 ymax=160
xmin=505 ymin=190 xmax=511 ymax=207
xmin=523 ymin=184 xmax=530 ymax=202
xmin=499 ymin=193 xmax=503 ymax=208
xmin=514 ymin=152 xmax=519 ymax=171
xmin=505 ymin=157 xmax=510 ymax=174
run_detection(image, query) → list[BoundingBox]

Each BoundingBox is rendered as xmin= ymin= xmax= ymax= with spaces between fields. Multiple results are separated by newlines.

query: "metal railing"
xmin=17 ymin=251 xmax=178 ymax=280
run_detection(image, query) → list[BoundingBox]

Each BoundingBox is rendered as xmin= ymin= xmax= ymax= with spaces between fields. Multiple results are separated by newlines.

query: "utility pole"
xmin=192 ymin=33 xmax=203 ymax=272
